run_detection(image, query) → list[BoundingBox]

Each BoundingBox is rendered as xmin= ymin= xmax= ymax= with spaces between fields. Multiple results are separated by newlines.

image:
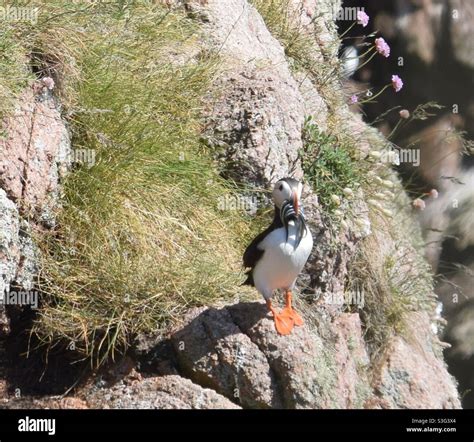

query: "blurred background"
xmin=338 ymin=0 xmax=474 ymax=408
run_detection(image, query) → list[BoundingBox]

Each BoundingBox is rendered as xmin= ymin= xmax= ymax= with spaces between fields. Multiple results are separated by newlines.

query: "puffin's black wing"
xmin=243 ymin=227 xmax=270 ymax=268
xmin=242 ymin=208 xmax=282 ymax=286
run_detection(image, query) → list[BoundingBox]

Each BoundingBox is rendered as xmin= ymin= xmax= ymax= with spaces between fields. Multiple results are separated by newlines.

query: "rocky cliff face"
xmin=0 ymin=0 xmax=461 ymax=409
xmin=0 ymin=85 xmax=71 ymax=397
xmin=341 ymin=0 xmax=474 ymax=408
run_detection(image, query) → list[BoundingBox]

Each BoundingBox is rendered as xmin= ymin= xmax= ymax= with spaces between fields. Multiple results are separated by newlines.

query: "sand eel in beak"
xmin=243 ymin=178 xmax=313 ymax=335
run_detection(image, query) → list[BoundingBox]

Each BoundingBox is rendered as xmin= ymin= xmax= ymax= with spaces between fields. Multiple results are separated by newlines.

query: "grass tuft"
xmin=347 ymin=208 xmax=436 ymax=362
xmin=0 ymin=1 xmax=256 ymax=365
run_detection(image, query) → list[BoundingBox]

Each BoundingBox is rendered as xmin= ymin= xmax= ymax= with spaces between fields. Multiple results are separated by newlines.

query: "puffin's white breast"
xmin=253 ymin=221 xmax=313 ymax=299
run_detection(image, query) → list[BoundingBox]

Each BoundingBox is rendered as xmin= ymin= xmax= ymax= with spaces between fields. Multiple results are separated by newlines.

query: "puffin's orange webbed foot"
xmin=280 ymin=306 xmax=304 ymax=326
xmin=280 ymin=290 xmax=304 ymax=327
xmin=273 ymin=312 xmax=295 ymax=335
xmin=266 ymin=300 xmax=295 ymax=335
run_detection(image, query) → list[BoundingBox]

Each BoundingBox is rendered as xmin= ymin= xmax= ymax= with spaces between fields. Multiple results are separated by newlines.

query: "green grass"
xmin=0 ymin=1 xmax=256 ymax=365
xmin=0 ymin=24 xmax=34 ymax=119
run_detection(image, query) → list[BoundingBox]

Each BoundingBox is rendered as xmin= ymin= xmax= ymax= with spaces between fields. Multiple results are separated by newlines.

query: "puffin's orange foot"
xmin=281 ymin=290 xmax=304 ymax=327
xmin=266 ymin=299 xmax=295 ymax=335
xmin=280 ymin=306 xmax=304 ymax=327
xmin=272 ymin=312 xmax=295 ymax=335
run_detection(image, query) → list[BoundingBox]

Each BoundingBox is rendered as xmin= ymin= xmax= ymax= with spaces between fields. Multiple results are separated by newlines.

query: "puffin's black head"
xmin=272 ymin=178 xmax=307 ymax=247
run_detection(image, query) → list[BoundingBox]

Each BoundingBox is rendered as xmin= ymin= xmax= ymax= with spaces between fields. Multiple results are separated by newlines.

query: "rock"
xmin=204 ymin=70 xmax=304 ymax=186
xmin=0 ymin=84 xmax=71 ymax=298
xmin=373 ymin=312 xmax=461 ymax=409
xmin=59 ymin=397 xmax=89 ymax=409
xmin=84 ymin=375 xmax=240 ymax=409
xmin=169 ymin=303 xmax=371 ymax=409
xmin=0 ymin=189 xmax=20 ymax=337
xmin=0 ymin=379 xmax=7 ymax=402
xmin=0 ymin=395 xmax=88 ymax=409
xmin=1 ymin=374 xmax=239 ymax=410
xmin=13 ymin=220 xmax=39 ymax=292
xmin=331 ymin=313 xmax=371 ymax=408
xmin=0 ymin=87 xmax=71 ymax=224
xmin=0 ymin=83 xmax=71 ymax=367
xmin=0 ymin=84 xmax=71 ymax=404
xmin=197 ymin=0 xmax=306 ymax=187
xmin=227 ymin=302 xmax=343 ymax=409
xmin=171 ymin=306 xmax=282 ymax=408
xmin=164 ymin=301 xmax=457 ymax=409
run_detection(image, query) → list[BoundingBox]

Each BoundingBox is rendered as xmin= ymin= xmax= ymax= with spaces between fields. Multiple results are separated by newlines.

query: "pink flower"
xmin=350 ymin=94 xmax=358 ymax=104
xmin=375 ymin=37 xmax=390 ymax=58
xmin=429 ymin=189 xmax=439 ymax=199
xmin=413 ymin=198 xmax=426 ymax=211
xmin=42 ymin=77 xmax=55 ymax=90
xmin=391 ymin=75 xmax=403 ymax=92
xmin=357 ymin=10 xmax=369 ymax=27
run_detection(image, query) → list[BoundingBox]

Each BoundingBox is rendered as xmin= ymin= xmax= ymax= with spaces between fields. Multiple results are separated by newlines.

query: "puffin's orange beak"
xmin=292 ymin=192 xmax=299 ymax=216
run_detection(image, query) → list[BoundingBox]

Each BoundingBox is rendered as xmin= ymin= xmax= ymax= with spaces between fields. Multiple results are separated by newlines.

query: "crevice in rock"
xmin=3 ymin=303 xmax=90 ymax=398
xmin=19 ymin=102 xmax=38 ymax=218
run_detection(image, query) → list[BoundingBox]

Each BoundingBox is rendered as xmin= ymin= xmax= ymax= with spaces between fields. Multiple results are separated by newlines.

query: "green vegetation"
xmin=301 ymin=118 xmax=360 ymax=212
xmin=0 ymin=1 xmax=255 ymax=365
xmin=0 ymin=25 xmax=34 ymax=119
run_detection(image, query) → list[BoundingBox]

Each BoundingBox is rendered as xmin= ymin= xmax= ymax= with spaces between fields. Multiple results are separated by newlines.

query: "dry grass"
xmin=0 ymin=1 xmax=256 ymax=365
xmin=250 ymin=0 xmax=315 ymax=64
xmin=251 ymin=0 xmax=343 ymax=110
xmin=347 ymin=203 xmax=437 ymax=362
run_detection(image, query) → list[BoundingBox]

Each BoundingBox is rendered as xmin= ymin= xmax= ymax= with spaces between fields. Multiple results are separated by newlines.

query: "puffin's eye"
xmin=279 ymin=184 xmax=283 ymax=191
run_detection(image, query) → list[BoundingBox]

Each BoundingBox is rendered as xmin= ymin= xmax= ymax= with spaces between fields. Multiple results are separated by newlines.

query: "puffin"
xmin=243 ymin=178 xmax=313 ymax=335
